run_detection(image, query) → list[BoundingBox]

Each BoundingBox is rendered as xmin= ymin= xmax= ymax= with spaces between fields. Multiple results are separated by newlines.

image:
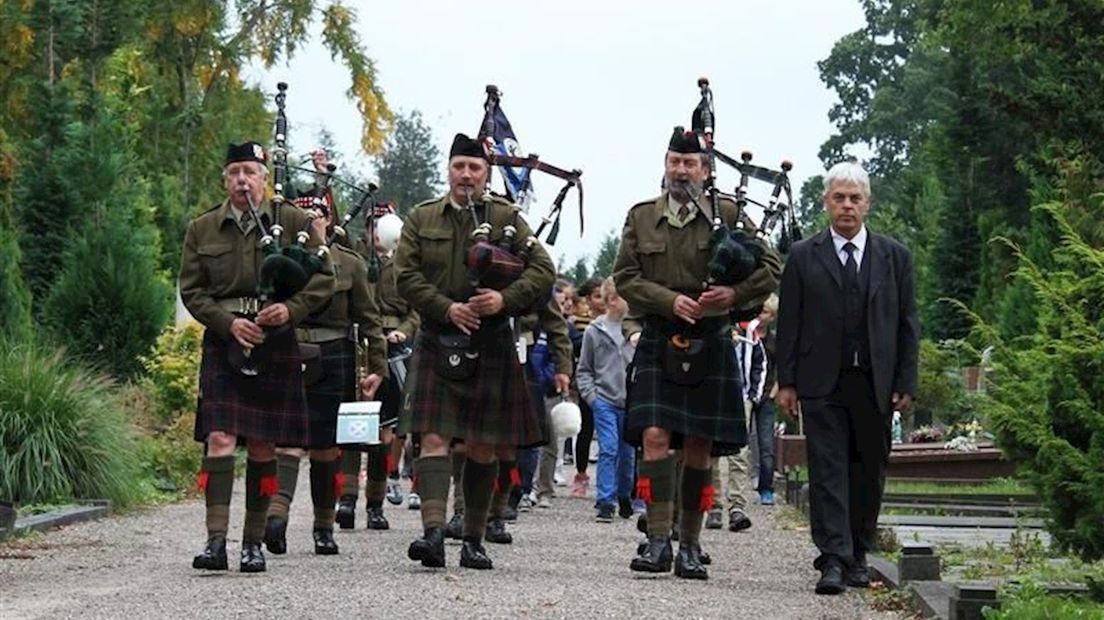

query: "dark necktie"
xmin=677 ymin=204 xmax=690 ymax=221
xmin=843 ymin=242 xmax=858 ymax=286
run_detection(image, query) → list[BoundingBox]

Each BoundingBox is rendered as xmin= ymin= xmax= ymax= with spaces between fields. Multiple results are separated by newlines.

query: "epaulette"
xmin=202 ymin=203 xmax=222 ymax=214
xmin=334 ymin=243 xmax=361 ymax=260
xmin=629 ymin=195 xmax=663 ymax=211
xmin=410 ymin=195 xmax=446 ymax=212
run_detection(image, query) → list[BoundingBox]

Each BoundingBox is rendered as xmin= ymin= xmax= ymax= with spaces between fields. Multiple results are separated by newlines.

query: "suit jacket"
xmin=775 ymin=228 xmax=919 ymax=415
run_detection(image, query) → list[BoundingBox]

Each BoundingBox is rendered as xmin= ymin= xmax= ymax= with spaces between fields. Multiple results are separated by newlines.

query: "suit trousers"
xmin=803 ymin=368 xmax=889 ymax=568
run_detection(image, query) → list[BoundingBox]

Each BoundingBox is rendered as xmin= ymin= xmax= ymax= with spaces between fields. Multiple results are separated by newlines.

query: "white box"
xmin=336 ymin=401 xmax=381 ymax=445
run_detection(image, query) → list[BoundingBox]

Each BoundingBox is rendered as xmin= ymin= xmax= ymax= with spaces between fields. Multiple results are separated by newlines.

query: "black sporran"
xmin=662 ymin=336 xmax=708 ymax=386
xmin=298 ymin=342 xmax=323 ymax=386
xmin=434 ymin=334 xmax=480 ymax=381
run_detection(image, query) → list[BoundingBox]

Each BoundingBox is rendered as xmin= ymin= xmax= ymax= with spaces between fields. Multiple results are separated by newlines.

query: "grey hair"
xmin=221 ymin=161 xmax=269 ymax=178
xmin=822 ymin=161 xmax=870 ymax=198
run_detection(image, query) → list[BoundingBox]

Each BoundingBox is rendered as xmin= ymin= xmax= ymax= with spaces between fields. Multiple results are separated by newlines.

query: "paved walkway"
xmin=0 ymin=470 xmax=897 ymax=619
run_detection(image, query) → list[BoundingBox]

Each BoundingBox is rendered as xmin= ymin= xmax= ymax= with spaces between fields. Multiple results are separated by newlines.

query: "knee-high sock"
xmin=451 ymin=450 xmax=466 ymax=514
xmin=200 ymin=455 xmax=235 ymax=540
xmin=339 ymin=450 xmax=361 ymax=499
xmin=637 ymin=456 xmax=676 ymax=537
xmin=310 ymin=458 xmax=339 ymax=530
xmin=243 ymin=459 xmax=278 ymax=544
xmin=365 ymin=444 xmax=388 ymax=508
xmin=461 ymin=459 xmax=497 ymax=540
xmin=490 ymin=460 xmax=519 ymax=519
xmin=679 ymin=465 xmax=712 ymax=545
xmin=414 ymin=456 xmax=450 ymax=530
xmin=266 ymin=453 xmax=301 ymax=520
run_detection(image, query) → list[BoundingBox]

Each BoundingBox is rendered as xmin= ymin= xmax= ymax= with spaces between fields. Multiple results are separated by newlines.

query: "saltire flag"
xmin=483 ymin=101 xmax=534 ymax=212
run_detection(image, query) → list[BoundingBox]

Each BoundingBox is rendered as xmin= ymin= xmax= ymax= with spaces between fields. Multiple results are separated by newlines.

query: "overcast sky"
xmin=249 ymin=0 xmax=865 ymax=266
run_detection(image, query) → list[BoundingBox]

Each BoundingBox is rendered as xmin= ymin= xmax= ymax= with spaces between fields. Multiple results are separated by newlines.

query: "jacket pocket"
xmin=197 ymin=243 xmax=235 ymax=283
xmin=637 ymin=241 xmax=666 ymax=277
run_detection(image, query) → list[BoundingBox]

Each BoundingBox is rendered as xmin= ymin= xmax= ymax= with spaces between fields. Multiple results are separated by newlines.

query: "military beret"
xmin=225 ymin=141 xmax=267 ymax=166
xmin=449 ymin=133 xmax=488 ymax=160
xmin=668 ymin=126 xmax=704 ymax=154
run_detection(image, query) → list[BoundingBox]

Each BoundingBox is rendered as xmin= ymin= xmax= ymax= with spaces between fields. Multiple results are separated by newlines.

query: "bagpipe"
xmin=232 ymin=82 xmax=379 ymax=375
xmin=478 ymin=85 xmax=584 ymax=247
xmin=457 ymin=85 xmax=582 ymax=292
xmin=682 ymin=77 xmax=801 ymax=288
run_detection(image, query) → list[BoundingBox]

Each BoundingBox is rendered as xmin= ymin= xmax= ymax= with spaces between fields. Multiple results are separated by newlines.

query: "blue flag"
xmin=483 ymin=102 xmax=534 ymax=211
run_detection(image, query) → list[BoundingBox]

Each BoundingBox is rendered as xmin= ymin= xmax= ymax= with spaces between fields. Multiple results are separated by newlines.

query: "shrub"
xmin=141 ymin=323 xmax=203 ymax=427
xmin=0 ymin=338 xmax=148 ymax=507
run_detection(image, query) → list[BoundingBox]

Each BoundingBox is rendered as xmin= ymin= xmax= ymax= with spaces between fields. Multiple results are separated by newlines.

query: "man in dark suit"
xmin=775 ymin=161 xmax=919 ymax=595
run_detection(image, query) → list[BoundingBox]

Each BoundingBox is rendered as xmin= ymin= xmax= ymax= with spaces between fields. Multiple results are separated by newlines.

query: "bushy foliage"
xmin=141 ymin=323 xmax=203 ymax=426
xmin=0 ymin=339 xmax=148 ymax=507
xmin=974 ymin=194 xmax=1104 ymax=561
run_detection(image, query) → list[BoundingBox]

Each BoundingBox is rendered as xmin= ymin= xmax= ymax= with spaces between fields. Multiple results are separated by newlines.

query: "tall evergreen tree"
xmin=374 ymin=110 xmax=442 ymax=214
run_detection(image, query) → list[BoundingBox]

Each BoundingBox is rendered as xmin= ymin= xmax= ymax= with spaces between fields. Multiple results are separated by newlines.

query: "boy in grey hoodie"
xmin=576 ymin=278 xmax=636 ymax=522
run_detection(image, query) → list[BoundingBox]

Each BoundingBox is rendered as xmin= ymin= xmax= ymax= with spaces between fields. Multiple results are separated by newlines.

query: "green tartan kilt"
xmin=625 ymin=317 xmax=747 ymax=456
xmin=398 ymin=324 xmax=543 ymax=446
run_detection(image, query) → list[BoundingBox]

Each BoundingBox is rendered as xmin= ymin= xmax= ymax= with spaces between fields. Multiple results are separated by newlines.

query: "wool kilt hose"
xmin=399 ymin=324 xmax=543 ymax=447
xmin=625 ymin=316 xmax=747 ymax=456
xmin=303 ymin=338 xmax=355 ymax=449
xmin=195 ymin=326 xmax=309 ymax=446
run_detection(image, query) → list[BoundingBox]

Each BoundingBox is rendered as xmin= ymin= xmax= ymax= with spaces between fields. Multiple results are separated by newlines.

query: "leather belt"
xmin=295 ymin=326 xmax=349 ymax=343
xmin=382 ymin=316 xmax=402 ymax=330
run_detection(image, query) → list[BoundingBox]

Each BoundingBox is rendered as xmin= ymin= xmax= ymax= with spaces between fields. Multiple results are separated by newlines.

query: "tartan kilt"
xmin=195 ymin=327 xmax=309 ymax=446
xmin=303 ymin=338 xmax=355 ymax=449
xmin=625 ymin=316 xmax=747 ymax=456
xmin=398 ymin=325 xmax=542 ymax=446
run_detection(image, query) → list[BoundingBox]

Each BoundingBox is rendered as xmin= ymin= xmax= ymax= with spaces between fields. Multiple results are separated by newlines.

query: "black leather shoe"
xmin=674 ymin=543 xmax=709 ymax=580
xmin=240 ymin=542 xmax=267 ymax=573
xmin=263 ymin=516 xmax=288 ymax=555
xmin=847 ymin=557 xmax=871 ymax=588
xmin=485 ymin=518 xmax=513 ymax=544
xmin=407 ymin=527 xmax=446 ymax=568
xmin=728 ymin=508 xmax=752 ymax=532
xmin=699 ymin=547 xmax=712 ymax=566
xmin=192 ymin=536 xmax=228 ymax=571
xmin=459 ymin=538 xmax=494 ymax=570
xmin=630 ymin=536 xmax=673 ymax=573
xmin=502 ymin=504 xmax=519 ymax=523
xmin=313 ymin=528 xmax=339 ymax=555
xmin=636 ymin=513 xmax=648 ymax=534
xmin=335 ymin=496 xmax=356 ymax=530
xmin=816 ymin=562 xmax=847 ymax=595
xmin=444 ymin=511 xmax=464 ymax=540
xmin=365 ymin=506 xmax=390 ymax=530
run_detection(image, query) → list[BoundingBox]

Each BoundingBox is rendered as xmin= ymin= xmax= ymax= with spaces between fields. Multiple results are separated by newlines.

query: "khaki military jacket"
xmin=179 ymin=198 xmax=335 ymax=340
xmin=375 ymin=254 xmax=421 ymax=338
xmin=394 ymin=194 xmax=556 ymax=331
xmin=613 ymin=192 xmax=782 ymax=334
xmin=302 ymin=244 xmax=388 ymax=377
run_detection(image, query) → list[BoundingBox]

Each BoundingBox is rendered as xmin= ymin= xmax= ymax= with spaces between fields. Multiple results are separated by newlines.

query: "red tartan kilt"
xmin=398 ymin=325 xmax=544 ymax=447
xmin=195 ymin=327 xmax=309 ymax=446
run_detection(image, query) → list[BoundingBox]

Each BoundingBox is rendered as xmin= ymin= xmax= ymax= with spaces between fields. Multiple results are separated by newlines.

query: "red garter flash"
xmin=509 ymin=467 xmax=521 ymax=488
xmin=636 ymin=477 xmax=653 ymax=505
xmin=259 ymin=474 xmax=279 ymax=497
xmin=197 ymin=471 xmax=209 ymax=492
xmin=699 ymin=485 xmax=716 ymax=513
xmin=334 ymin=472 xmax=346 ymax=499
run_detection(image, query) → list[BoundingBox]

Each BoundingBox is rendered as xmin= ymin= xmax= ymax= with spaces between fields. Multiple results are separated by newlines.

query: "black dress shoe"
xmin=459 ymin=538 xmax=494 ymax=569
xmin=847 ymin=558 xmax=871 ymax=588
xmin=192 ymin=536 xmax=228 ymax=571
xmin=636 ymin=513 xmax=648 ymax=534
xmin=365 ymin=506 xmax=390 ymax=530
xmin=407 ymin=527 xmax=446 ymax=568
xmin=240 ymin=542 xmax=267 ymax=573
xmin=335 ymin=496 xmax=356 ymax=530
xmin=313 ymin=529 xmax=339 ymax=555
xmin=444 ymin=512 xmax=464 ymax=540
xmin=674 ymin=544 xmax=709 ymax=580
xmin=502 ymin=504 xmax=519 ymax=523
xmin=630 ymin=536 xmax=673 ymax=573
xmin=816 ymin=562 xmax=847 ymax=595
xmin=263 ymin=516 xmax=288 ymax=555
xmin=699 ymin=547 xmax=712 ymax=566
xmin=485 ymin=518 xmax=513 ymax=544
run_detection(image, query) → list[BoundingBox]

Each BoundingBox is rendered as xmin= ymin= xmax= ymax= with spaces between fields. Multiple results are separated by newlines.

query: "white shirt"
xmin=830 ymin=224 xmax=867 ymax=268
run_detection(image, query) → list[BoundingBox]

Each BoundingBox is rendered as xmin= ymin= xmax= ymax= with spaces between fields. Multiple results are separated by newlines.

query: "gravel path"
xmin=1 ymin=468 xmax=898 ymax=619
